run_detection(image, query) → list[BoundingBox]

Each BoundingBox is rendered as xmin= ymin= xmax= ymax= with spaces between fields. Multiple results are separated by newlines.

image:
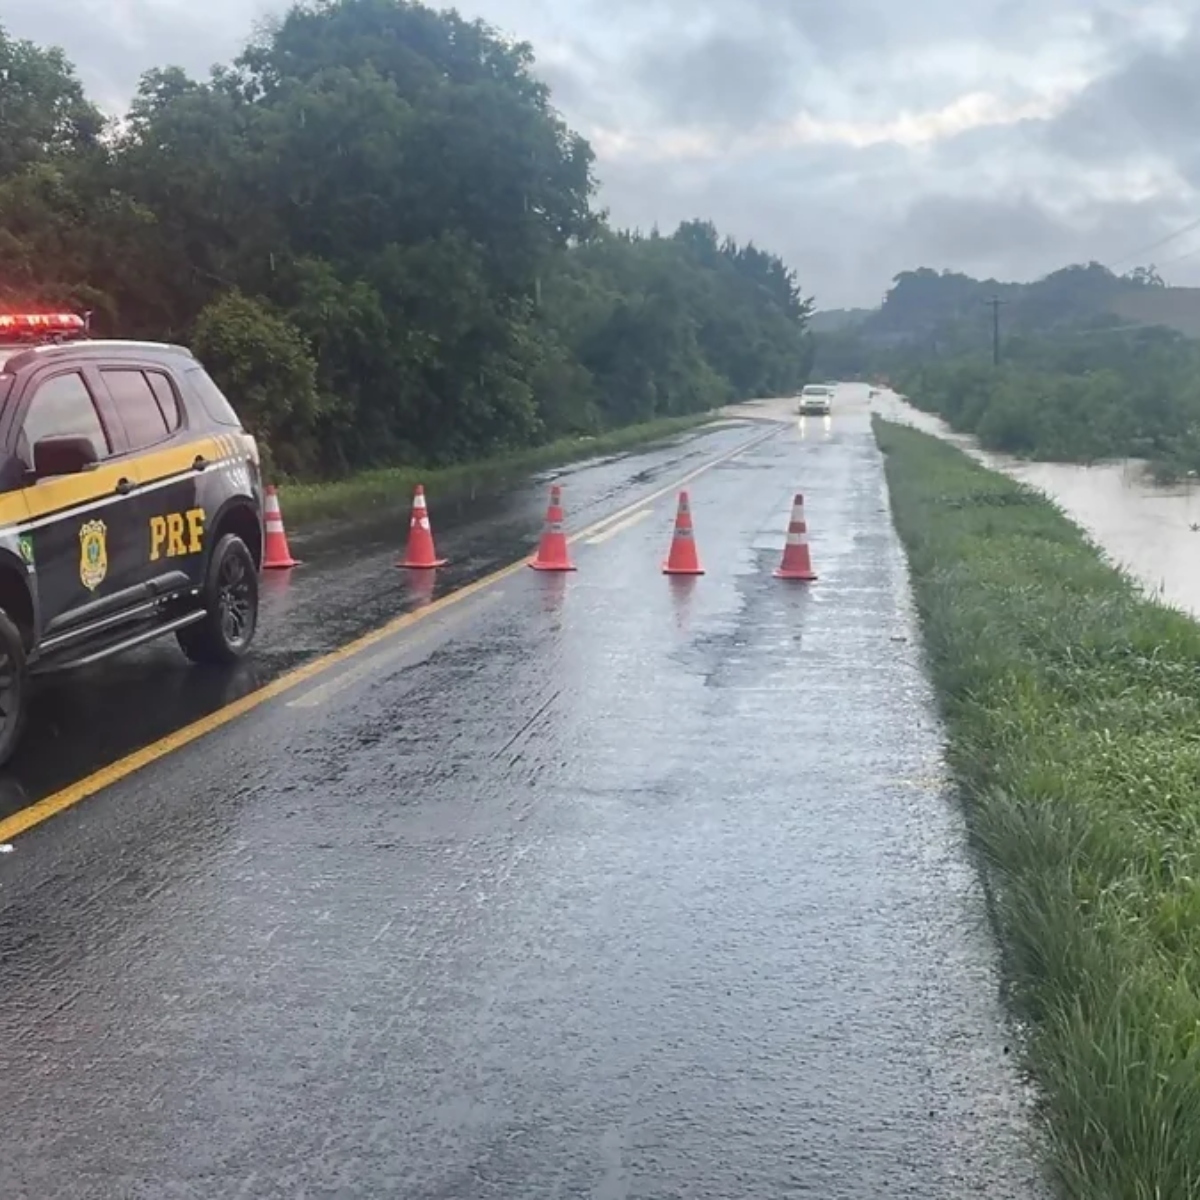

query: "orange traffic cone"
xmin=263 ymin=485 xmax=299 ymax=569
xmin=775 ymin=493 xmax=817 ymax=580
xmin=663 ymin=491 xmax=704 ymax=575
xmin=529 ymin=484 xmax=575 ymax=571
xmin=397 ymin=484 xmax=447 ymax=569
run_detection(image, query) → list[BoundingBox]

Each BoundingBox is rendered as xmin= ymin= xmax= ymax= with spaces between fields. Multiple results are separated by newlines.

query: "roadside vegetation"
xmin=0 ymin=1 xmax=812 ymax=490
xmin=813 ymin=261 xmax=1200 ymax=481
xmin=891 ymin=323 xmax=1200 ymax=480
xmin=876 ymin=416 xmax=1200 ymax=1197
xmin=279 ymin=411 xmax=714 ymax=526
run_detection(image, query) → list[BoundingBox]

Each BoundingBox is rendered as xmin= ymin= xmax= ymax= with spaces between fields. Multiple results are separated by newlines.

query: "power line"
xmin=1154 ymin=240 xmax=1200 ymax=270
xmin=1108 ymin=215 xmax=1200 ymax=271
xmin=1057 ymin=322 xmax=1171 ymax=337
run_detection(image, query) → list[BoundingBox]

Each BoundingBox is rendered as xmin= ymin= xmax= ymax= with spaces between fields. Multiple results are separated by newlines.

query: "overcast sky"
xmin=6 ymin=0 xmax=1200 ymax=307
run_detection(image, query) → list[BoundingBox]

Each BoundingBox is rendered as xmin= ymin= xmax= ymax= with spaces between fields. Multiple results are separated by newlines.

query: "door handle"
xmin=192 ymin=455 xmax=209 ymax=472
xmin=114 ymin=477 xmax=137 ymax=495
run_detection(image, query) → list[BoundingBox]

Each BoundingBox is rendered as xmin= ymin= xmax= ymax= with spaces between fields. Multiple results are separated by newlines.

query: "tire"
xmin=177 ymin=533 xmax=259 ymax=665
xmin=0 ymin=610 xmax=29 ymax=767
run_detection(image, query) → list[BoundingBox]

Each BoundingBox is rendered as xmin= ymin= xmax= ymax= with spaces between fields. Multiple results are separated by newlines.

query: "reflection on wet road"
xmin=2 ymin=420 xmax=763 ymax=810
xmin=0 ymin=392 xmax=1046 ymax=1198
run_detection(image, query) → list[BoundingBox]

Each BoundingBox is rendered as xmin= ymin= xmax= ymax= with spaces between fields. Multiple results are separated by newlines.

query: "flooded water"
xmin=876 ymin=391 xmax=1200 ymax=619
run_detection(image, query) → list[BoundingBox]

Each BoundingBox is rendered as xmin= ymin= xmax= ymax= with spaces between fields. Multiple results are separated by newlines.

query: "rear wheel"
xmin=177 ymin=533 xmax=259 ymax=665
xmin=0 ymin=610 xmax=29 ymax=766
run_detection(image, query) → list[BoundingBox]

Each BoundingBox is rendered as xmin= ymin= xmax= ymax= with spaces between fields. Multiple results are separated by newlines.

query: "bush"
xmin=191 ymin=292 xmax=323 ymax=478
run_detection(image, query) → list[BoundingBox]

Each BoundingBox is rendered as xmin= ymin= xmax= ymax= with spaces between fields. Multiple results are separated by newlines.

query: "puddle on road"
xmin=879 ymin=396 xmax=1200 ymax=620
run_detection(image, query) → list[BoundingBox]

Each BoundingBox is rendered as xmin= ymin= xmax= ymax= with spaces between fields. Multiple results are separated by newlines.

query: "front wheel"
xmin=0 ymin=610 xmax=29 ymax=766
xmin=177 ymin=533 xmax=259 ymax=665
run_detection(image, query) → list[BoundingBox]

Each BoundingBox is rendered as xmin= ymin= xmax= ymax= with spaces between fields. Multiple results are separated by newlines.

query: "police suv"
xmin=0 ymin=312 xmax=265 ymax=763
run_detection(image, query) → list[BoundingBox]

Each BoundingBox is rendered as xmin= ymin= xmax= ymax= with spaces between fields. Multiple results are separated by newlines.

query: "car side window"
xmin=185 ymin=367 xmax=242 ymax=428
xmin=145 ymin=371 xmax=182 ymax=433
xmin=101 ymin=368 xmax=171 ymax=450
xmin=18 ymin=371 xmax=111 ymax=469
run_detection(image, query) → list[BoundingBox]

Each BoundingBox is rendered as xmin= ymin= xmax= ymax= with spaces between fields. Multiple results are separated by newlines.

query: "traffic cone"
xmin=662 ymin=491 xmax=704 ymax=575
xmin=529 ymin=484 xmax=575 ymax=571
xmin=263 ymin=485 xmax=299 ymax=569
xmin=775 ymin=493 xmax=817 ymax=580
xmin=397 ymin=484 xmax=447 ymax=569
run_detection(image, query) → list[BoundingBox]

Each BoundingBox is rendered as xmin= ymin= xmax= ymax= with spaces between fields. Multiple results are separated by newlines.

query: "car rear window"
xmin=185 ymin=366 xmax=242 ymax=428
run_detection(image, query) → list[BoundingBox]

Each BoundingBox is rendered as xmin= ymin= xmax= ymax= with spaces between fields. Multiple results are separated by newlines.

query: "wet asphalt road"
xmin=0 ymin=389 xmax=1046 ymax=1198
xmin=1 ymin=417 xmax=767 ymax=812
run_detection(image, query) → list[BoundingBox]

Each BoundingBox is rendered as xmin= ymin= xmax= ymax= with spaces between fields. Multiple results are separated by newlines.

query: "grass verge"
xmin=278 ymin=412 xmax=717 ymax=529
xmin=875 ymin=416 xmax=1200 ymax=1198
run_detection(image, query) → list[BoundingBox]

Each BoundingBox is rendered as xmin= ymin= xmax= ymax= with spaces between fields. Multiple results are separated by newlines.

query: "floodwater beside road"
xmin=0 ymin=391 xmax=1047 ymax=1198
xmin=0 ymin=419 xmax=762 ymax=812
xmin=877 ymin=392 xmax=1200 ymax=619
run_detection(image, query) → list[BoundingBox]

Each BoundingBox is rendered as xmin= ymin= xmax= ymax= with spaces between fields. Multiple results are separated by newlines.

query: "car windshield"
xmin=802 ymin=386 xmax=827 ymax=395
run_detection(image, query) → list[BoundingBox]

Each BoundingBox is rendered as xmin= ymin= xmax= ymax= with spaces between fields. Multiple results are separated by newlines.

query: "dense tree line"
xmin=806 ymin=258 xmax=1200 ymax=478
xmin=895 ymin=325 xmax=1200 ymax=479
xmin=0 ymin=1 xmax=814 ymax=478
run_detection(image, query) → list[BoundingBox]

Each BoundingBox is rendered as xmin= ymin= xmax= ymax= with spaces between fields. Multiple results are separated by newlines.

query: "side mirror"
xmin=33 ymin=435 xmax=98 ymax=478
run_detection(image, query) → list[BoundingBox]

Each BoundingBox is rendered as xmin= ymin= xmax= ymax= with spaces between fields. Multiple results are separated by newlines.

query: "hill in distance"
xmin=814 ymin=262 xmax=1200 ymax=344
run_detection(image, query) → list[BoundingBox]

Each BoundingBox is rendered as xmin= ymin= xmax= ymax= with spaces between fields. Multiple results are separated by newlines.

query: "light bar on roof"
xmin=0 ymin=313 xmax=86 ymax=335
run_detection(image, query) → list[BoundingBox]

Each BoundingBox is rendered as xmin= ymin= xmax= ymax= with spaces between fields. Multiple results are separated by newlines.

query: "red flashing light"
xmin=0 ymin=312 xmax=86 ymax=336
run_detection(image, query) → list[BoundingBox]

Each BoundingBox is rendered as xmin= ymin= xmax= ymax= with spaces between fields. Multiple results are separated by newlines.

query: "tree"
xmin=1 ymin=1 xmax=814 ymax=479
xmin=1126 ymin=265 xmax=1166 ymax=288
xmin=192 ymin=292 xmax=323 ymax=477
xmin=0 ymin=26 xmax=104 ymax=179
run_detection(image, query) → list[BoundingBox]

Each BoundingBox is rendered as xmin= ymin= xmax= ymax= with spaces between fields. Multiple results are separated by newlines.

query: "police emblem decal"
xmin=79 ymin=519 xmax=108 ymax=590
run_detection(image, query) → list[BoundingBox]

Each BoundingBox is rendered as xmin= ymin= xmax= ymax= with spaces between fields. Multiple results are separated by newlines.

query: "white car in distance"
xmin=797 ymin=384 xmax=833 ymax=416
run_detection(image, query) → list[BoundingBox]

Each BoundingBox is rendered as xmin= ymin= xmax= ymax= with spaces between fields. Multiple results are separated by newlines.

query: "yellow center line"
xmin=0 ymin=421 xmax=784 ymax=844
xmin=578 ymin=423 xmax=778 ymax=540
xmin=583 ymin=507 xmax=653 ymax=545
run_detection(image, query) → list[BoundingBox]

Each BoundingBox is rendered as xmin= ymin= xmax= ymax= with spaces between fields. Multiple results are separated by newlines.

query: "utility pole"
xmin=985 ymin=296 xmax=1006 ymax=365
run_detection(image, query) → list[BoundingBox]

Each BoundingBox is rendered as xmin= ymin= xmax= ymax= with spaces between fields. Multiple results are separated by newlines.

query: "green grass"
xmin=276 ymin=412 xmax=718 ymax=528
xmin=875 ymin=416 xmax=1200 ymax=1199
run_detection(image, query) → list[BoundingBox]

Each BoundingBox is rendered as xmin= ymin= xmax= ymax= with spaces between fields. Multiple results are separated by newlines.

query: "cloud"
xmin=2 ymin=0 xmax=269 ymax=109
xmin=5 ymin=0 xmax=1200 ymax=305
xmin=1045 ymin=23 xmax=1200 ymax=175
xmin=631 ymin=29 xmax=800 ymax=131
